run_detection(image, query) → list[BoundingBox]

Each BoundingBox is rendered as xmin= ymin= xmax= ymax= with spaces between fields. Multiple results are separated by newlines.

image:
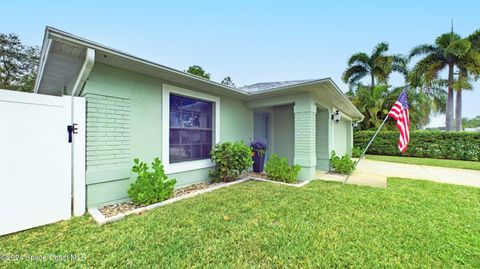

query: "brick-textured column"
xmin=294 ymin=97 xmax=316 ymax=180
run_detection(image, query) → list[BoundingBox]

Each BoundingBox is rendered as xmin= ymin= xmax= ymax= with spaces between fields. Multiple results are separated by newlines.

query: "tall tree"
xmin=454 ymin=30 xmax=480 ymax=130
xmin=411 ymin=29 xmax=480 ymax=131
xmin=221 ymin=76 xmax=235 ymax=88
xmin=408 ymin=74 xmax=448 ymax=115
xmin=342 ymin=42 xmax=407 ymax=87
xmin=409 ymin=32 xmax=467 ymax=131
xmin=452 ymin=68 xmax=473 ymax=130
xmin=0 ymin=33 xmax=39 ymax=92
xmin=348 ymin=83 xmax=445 ymax=130
xmin=186 ymin=65 xmax=210 ymax=79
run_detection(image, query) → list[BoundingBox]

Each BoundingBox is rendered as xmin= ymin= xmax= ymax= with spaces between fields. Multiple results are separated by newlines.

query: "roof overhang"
xmin=35 ymin=27 xmax=247 ymax=98
xmin=34 ymin=27 xmax=364 ymax=120
xmin=243 ymin=78 xmax=364 ymax=120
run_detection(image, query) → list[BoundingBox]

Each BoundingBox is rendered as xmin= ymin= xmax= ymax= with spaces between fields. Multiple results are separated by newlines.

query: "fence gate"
xmin=0 ymin=90 xmax=84 ymax=236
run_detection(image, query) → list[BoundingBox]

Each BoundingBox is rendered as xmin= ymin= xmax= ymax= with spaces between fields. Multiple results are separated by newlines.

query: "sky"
xmin=2 ymin=0 xmax=479 ymax=126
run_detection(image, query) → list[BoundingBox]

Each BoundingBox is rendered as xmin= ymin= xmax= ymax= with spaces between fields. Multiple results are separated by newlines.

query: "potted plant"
xmin=250 ymin=141 xmax=267 ymax=173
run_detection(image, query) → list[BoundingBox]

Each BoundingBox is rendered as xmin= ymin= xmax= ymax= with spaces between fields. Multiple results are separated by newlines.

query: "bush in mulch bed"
xmin=128 ymin=158 xmax=177 ymax=206
xmin=264 ymin=154 xmax=301 ymax=183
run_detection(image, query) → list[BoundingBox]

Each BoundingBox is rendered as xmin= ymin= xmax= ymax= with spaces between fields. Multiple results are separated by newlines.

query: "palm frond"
xmin=424 ymin=60 xmax=445 ymax=82
xmin=452 ymin=69 xmax=473 ymax=91
xmin=409 ymin=44 xmax=437 ymax=58
xmin=391 ymin=54 xmax=409 ymax=76
xmin=436 ymin=32 xmax=461 ymax=48
xmin=371 ymin=42 xmax=389 ymax=59
xmin=411 ymin=53 xmax=445 ymax=81
xmin=347 ymin=52 xmax=370 ymax=67
xmin=467 ymin=29 xmax=480 ymax=49
xmin=342 ymin=65 xmax=368 ymax=84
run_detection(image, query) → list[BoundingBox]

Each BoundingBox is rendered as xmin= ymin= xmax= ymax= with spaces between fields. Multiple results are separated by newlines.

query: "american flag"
xmin=387 ymin=88 xmax=410 ymax=153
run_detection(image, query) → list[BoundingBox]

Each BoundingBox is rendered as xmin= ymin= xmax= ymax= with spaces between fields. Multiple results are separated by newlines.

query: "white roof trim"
xmin=33 ymin=37 xmax=52 ymax=94
xmin=37 ymin=27 xmax=363 ymax=120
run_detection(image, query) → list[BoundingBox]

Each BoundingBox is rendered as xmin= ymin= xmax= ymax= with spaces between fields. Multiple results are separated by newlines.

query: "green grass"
xmin=366 ymin=155 xmax=480 ymax=170
xmin=1 ymin=179 xmax=479 ymax=268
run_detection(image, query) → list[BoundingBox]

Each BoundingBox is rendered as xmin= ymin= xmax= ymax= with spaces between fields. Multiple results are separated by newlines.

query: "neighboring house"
xmin=35 ymin=27 xmax=364 ymax=207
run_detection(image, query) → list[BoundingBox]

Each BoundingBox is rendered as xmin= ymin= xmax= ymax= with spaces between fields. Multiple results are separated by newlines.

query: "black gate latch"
xmin=67 ymin=124 xmax=78 ymax=143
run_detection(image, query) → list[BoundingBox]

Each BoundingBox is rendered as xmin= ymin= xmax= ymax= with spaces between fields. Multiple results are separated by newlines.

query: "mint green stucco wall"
xmin=246 ymin=93 xmax=319 ymax=180
xmin=272 ymin=105 xmax=294 ymax=164
xmin=316 ymin=109 xmax=354 ymax=171
xmin=333 ymin=120 xmax=348 ymax=156
xmin=84 ymin=63 xmax=253 ymax=207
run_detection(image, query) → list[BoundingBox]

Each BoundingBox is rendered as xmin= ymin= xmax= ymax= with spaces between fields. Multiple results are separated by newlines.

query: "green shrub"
xmin=128 ymin=158 xmax=177 ymax=205
xmin=354 ymin=131 xmax=480 ymax=161
xmin=330 ymin=151 xmax=355 ymax=174
xmin=209 ymin=141 xmax=253 ymax=182
xmin=264 ymin=154 xmax=301 ymax=183
xmin=352 ymin=146 xmax=363 ymax=158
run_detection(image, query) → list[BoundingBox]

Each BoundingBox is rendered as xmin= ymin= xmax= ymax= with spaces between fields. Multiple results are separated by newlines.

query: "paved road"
xmin=318 ymin=159 xmax=480 ymax=188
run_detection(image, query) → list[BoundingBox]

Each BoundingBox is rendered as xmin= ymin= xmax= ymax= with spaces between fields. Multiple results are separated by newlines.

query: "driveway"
xmin=317 ymin=159 xmax=480 ymax=188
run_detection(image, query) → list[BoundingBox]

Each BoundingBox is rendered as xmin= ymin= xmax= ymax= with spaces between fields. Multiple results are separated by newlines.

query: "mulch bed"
xmin=98 ymin=172 xmax=268 ymax=218
xmin=240 ymin=171 xmax=268 ymax=179
xmin=244 ymin=171 xmax=303 ymax=184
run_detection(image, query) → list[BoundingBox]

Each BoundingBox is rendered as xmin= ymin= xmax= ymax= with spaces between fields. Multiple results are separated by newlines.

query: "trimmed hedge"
xmin=354 ymin=131 xmax=480 ymax=161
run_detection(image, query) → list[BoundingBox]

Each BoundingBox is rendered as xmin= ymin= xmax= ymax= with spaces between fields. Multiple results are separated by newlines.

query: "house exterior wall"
xmin=316 ymin=110 xmax=354 ymax=171
xmin=83 ymin=63 xmax=253 ymax=207
xmin=272 ymin=104 xmax=294 ymax=164
xmin=246 ymin=93 xmax=320 ymax=179
xmin=333 ymin=119 xmax=349 ymax=156
xmin=346 ymin=119 xmax=353 ymax=156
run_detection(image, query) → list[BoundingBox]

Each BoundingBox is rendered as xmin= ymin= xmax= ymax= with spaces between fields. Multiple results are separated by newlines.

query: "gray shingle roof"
xmin=238 ymin=79 xmax=317 ymax=93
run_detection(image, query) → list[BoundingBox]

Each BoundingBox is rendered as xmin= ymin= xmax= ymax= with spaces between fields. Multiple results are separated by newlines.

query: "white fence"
xmin=0 ymin=89 xmax=85 ymax=236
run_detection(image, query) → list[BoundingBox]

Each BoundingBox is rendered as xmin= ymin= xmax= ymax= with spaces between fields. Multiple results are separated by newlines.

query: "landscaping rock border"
xmin=89 ymin=177 xmax=312 ymax=225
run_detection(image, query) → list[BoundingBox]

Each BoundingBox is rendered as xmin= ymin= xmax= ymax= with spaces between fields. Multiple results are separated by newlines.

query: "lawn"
xmin=366 ymin=155 xmax=480 ymax=170
xmin=1 ymin=179 xmax=479 ymax=268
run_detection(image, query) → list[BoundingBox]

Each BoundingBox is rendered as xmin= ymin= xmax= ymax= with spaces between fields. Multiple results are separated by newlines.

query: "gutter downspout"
xmin=70 ymin=48 xmax=95 ymax=216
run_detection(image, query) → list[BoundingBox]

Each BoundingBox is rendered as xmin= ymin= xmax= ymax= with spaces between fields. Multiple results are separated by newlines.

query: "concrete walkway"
xmin=317 ymin=159 xmax=480 ymax=189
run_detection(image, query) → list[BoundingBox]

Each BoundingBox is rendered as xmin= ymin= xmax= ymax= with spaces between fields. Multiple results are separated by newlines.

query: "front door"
xmin=253 ymin=111 xmax=270 ymax=159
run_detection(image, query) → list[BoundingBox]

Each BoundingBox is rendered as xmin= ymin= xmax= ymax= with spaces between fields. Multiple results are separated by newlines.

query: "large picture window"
xmin=169 ymin=94 xmax=213 ymax=163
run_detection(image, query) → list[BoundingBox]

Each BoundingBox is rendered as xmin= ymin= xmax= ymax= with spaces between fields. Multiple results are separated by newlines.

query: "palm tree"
xmin=342 ymin=42 xmax=407 ymax=87
xmin=348 ymin=84 xmax=439 ymax=130
xmin=349 ymin=84 xmax=390 ymax=129
xmin=454 ymin=30 xmax=480 ymax=130
xmin=409 ymin=32 xmax=465 ymax=131
xmin=408 ymin=73 xmax=448 ymax=115
xmin=452 ymin=68 xmax=473 ymax=130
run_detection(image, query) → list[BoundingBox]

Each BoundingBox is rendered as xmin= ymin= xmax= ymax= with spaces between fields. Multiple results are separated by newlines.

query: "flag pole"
xmin=343 ymin=115 xmax=389 ymax=184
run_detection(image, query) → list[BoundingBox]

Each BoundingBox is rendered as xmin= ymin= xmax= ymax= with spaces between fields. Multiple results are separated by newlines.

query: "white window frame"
xmin=162 ymin=84 xmax=220 ymax=174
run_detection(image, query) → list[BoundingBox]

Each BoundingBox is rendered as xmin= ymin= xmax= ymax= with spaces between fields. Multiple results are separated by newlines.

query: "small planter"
xmin=250 ymin=141 xmax=267 ymax=173
xmin=252 ymin=150 xmax=266 ymax=172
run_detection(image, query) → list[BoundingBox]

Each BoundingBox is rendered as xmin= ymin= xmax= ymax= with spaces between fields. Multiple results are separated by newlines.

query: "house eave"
xmin=246 ymin=79 xmax=364 ymax=121
xmin=42 ymin=27 xmax=246 ymax=98
xmin=35 ymin=27 xmax=364 ymax=121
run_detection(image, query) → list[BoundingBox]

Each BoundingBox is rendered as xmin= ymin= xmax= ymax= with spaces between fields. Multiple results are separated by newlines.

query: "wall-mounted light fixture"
xmin=331 ymin=110 xmax=341 ymax=124
xmin=352 ymin=121 xmax=358 ymax=128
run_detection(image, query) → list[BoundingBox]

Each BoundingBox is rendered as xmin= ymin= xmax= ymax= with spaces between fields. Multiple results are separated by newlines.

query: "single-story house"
xmin=35 ymin=27 xmax=364 ymax=208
